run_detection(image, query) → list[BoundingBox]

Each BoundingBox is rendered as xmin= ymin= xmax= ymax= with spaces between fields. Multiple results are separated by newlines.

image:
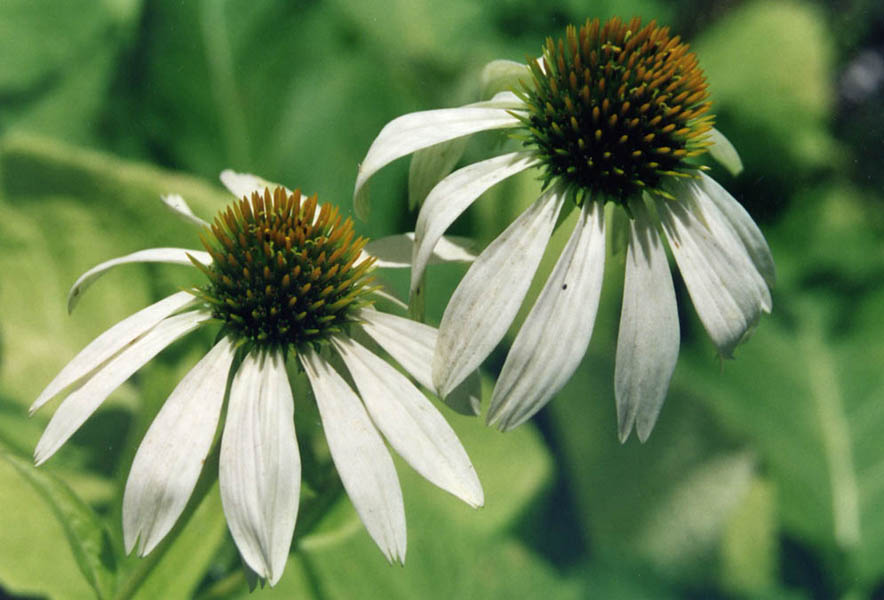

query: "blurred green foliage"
xmin=1 ymin=0 xmax=883 ymax=598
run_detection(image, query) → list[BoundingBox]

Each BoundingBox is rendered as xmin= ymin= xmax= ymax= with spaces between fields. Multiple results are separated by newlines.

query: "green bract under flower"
xmin=519 ymin=16 xmax=714 ymax=202
xmin=195 ymin=188 xmax=376 ymax=350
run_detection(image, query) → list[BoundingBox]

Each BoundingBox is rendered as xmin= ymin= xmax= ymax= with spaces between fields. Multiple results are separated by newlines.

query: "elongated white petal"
xmin=411 ymin=151 xmax=539 ymax=295
xmin=697 ymin=173 xmax=775 ymax=288
xmin=161 ymin=194 xmax=209 ymax=228
xmin=358 ymin=309 xmax=481 ymax=416
xmin=34 ymin=310 xmax=211 ymax=465
xmin=67 ymin=248 xmax=211 ymax=313
xmin=433 ymin=185 xmax=566 ymax=397
xmin=300 ymin=348 xmax=406 ymax=564
xmin=219 ymin=352 xmax=299 ymax=586
xmin=615 ymin=201 xmax=680 ymax=443
xmin=656 ymin=197 xmax=763 ymax=357
xmin=706 ymin=128 xmax=743 ymax=176
xmin=671 ymin=178 xmax=772 ymax=313
xmin=220 ymin=170 xmax=289 ymax=199
xmin=332 ymin=337 xmax=483 ymax=507
xmin=123 ymin=336 xmax=236 ymax=556
xmin=364 ymin=233 xmax=476 ymax=269
xmin=408 ymin=136 xmax=469 ymax=210
xmin=31 ymin=291 xmax=197 ymax=415
xmin=488 ymin=200 xmax=605 ymax=431
xmin=354 ymin=102 xmax=526 ymax=220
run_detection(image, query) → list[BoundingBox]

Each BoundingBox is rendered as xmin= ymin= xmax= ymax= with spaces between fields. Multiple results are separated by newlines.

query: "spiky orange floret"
xmin=194 ymin=187 xmax=375 ymax=350
xmin=519 ymin=16 xmax=714 ymax=202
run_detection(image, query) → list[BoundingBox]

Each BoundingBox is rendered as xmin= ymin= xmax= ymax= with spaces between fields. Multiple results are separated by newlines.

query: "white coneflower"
xmin=31 ymin=171 xmax=483 ymax=585
xmin=354 ymin=17 xmax=774 ymax=442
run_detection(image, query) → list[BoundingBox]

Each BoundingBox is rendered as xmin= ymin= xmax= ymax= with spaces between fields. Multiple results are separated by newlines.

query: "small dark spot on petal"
xmin=562 ymin=283 xmax=568 ymax=290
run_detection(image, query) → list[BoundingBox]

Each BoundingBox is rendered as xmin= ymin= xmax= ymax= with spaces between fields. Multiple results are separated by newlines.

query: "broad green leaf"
xmin=0 ymin=0 xmax=142 ymax=142
xmin=2 ymin=452 xmax=116 ymax=600
xmin=0 ymin=452 xmax=101 ymax=599
xmin=695 ymin=1 xmax=836 ymax=173
xmin=679 ymin=291 xmax=884 ymax=588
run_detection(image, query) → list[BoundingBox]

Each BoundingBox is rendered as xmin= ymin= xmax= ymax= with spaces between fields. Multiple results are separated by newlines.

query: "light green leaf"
xmin=0 ymin=451 xmax=111 ymax=600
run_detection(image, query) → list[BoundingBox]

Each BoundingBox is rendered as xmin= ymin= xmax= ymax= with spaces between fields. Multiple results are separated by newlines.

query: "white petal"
xmin=31 ymin=291 xmax=197 ymax=415
xmin=408 ymin=136 xmax=469 ymax=210
xmin=364 ymin=232 xmax=476 ymax=269
xmin=369 ymin=288 xmax=408 ymax=311
xmin=67 ymin=248 xmax=211 ymax=313
xmin=354 ymin=102 xmax=526 ymax=220
xmin=300 ymin=348 xmax=406 ymax=564
xmin=123 ymin=336 xmax=236 ymax=556
xmin=411 ymin=151 xmax=539 ymax=296
xmin=34 ymin=310 xmax=211 ymax=466
xmin=358 ymin=308 xmax=480 ymax=416
xmin=479 ymin=59 xmax=531 ymax=99
xmin=706 ymin=128 xmax=743 ymax=176
xmin=219 ymin=170 xmax=290 ymax=199
xmin=697 ymin=173 xmax=775 ymax=288
xmin=433 ymin=184 xmax=566 ymax=397
xmin=488 ymin=200 xmax=606 ymax=431
xmin=655 ymin=197 xmax=763 ymax=357
xmin=332 ymin=337 xmax=483 ymax=507
xmin=161 ymin=194 xmax=209 ymax=228
xmin=219 ymin=352 xmax=300 ymax=586
xmin=615 ymin=200 xmax=680 ymax=443
xmin=671 ymin=177 xmax=772 ymax=313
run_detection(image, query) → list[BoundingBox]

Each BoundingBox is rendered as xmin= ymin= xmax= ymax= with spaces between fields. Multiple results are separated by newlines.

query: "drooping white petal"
xmin=697 ymin=173 xmax=775 ymax=288
xmin=411 ymin=151 xmax=539 ymax=296
xmin=332 ymin=337 xmax=483 ymax=508
xmin=123 ymin=336 xmax=236 ymax=556
xmin=67 ymin=248 xmax=212 ymax=313
xmin=219 ymin=351 xmax=299 ymax=586
xmin=670 ymin=177 xmax=772 ymax=313
xmin=358 ymin=308 xmax=481 ymax=416
xmin=615 ymin=200 xmax=680 ymax=443
xmin=300 ymin=348 xmax=406 ymax=564
xmin=433 ymin=184 xmax=566 ymax=397
xmin=31 ymin=291 xmax=197 ymax=415
xmin=354 ymin=101 xmax=526 ymax=220
xmin=219 ymin=170 xmax=290 ymax=199
xmin=655 ymin=197 xmax=764 ymax=358
xmin=488 ymin=200 xmax=606 ymax=431
xmin=161 ymin=194 xmax=209 ymax=228
xmin=34 ymin=310 xmax=211 ymax=466
xmin=408 ymin=136 xmax=469 ymax=210
xmin=706 ymin=128 xmax=743 ymax=176
xmin=364 ymin=233 xmax=476 ymax=269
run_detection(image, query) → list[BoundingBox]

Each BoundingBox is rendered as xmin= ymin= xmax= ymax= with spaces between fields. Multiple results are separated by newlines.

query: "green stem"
xmin=112 ymin=442 xmax=221 ymax=600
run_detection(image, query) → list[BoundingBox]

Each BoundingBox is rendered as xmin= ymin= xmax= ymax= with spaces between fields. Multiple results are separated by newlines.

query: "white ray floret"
xmin=220 ymin=352 xmax=300 ymax=585
xmin=333 ymin=336 xmax=483 ymax=507
xmin=615 ymin=200 xmax=680 ymax=443
xmin=124 ymin=336 xmax=236 ymax=556
xmin=433 ymin=184 xmax=566 ymax=397
xmin=301 ymin=348 xmax=407 ymax=564
xmin=489 ymin=200 xmax=606 ymax=431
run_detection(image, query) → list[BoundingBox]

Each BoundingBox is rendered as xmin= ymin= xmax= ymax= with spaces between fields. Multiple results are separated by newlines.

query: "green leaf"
xmin=695 ymin=1 xmax=836 ymax=173
xmin=0 ymin=0 xmax=142 ymax=142
xmin=0 ymin=451 xmax=114 ymax=600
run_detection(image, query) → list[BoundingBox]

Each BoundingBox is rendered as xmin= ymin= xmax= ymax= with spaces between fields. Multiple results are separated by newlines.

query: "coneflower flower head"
xmin=354 ymin=17 xmax=774 ymax=443
xmin=31 ymin=172 xmax=483 ymax=586
xmin=519 ymin=17 xmax=713 ymax=201
xmin=193 ymin=188 xmax=376 ymax=350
